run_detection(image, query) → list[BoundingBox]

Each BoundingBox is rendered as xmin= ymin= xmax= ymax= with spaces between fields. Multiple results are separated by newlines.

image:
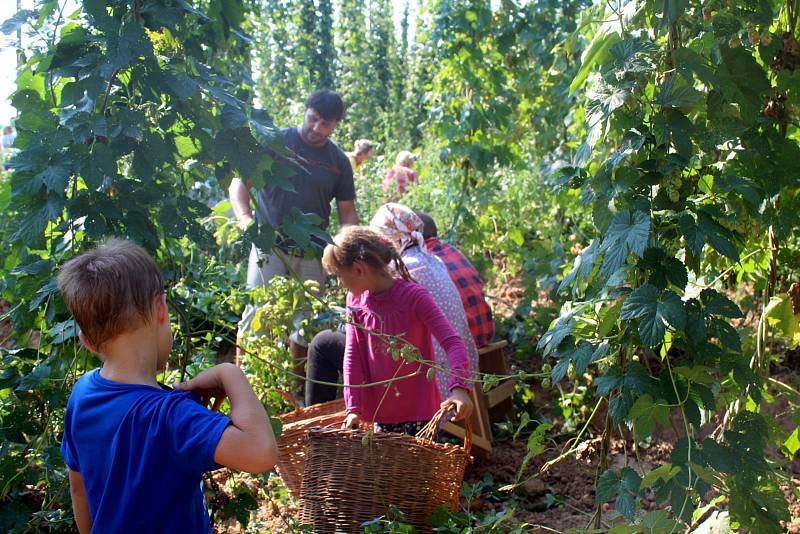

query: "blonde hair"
xmin=395 ymin=150 xmax=415 ymax=167
xmin=322 ymin=226 xmax=412 ymax=281
xmin=57 ymin=238 xmax=164 ymax=349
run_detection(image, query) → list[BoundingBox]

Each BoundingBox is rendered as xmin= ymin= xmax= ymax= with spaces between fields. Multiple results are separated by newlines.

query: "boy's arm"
xmin=174 ymin=363 xmax=277 ymax=474
xmin=68 ymin=470 xmax=92 ymax=534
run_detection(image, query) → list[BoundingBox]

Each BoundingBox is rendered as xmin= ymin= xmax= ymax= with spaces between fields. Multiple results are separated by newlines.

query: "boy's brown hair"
xmin=57 ymin=238 xmax=164 ymax=350
xmin=322 ymin=226 xmax=413 ymax=281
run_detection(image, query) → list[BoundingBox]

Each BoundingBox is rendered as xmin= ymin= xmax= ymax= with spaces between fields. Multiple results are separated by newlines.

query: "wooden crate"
xmin=444 ymin=340 xmax=514 ymax=456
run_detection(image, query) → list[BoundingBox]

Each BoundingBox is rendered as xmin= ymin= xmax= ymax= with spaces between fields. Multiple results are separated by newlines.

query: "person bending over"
xmin=322 ymin=226 xmax=472 ymax=434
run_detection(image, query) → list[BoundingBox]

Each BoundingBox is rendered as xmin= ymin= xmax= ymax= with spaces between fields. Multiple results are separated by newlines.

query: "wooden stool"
xmin=444 ymin=340 xmax=514 ymax=456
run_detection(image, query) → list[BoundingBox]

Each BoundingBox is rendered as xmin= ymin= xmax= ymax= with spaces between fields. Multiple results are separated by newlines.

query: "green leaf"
xmin=621 ymin=284 xmax=686 ymax=346
xmin=697 ymin=212 xmax=739 ymax=261
xmin=1 ymin=10 xmax=37 ymax=34
xmin=249 ymin=111 xmax=283 ymax=149
xmin=553 ymin=339 xmax=599 ymax=379
xmin=629 ymin=394 xmax=670 ymax=439
xmin=665 ymin=109 xmax=694 ymax=160
xmin=764 ymin=295 xmax=800 ymax=349
xmin=596 ymin=469 xmax=620 ymax=503
xmin=570 ymin=31 xmax=622 ymax=95
xmin=607 ymin=130 xmax=646 ymax=168
xmin=214 ymin=127 xmax=270 ymax=185
xmin=673 ymin=47 xmax=719 ymax=87
xmin=720 ymin=45 xmax=770 ymax=96
xmin=596 ymin=467 xmax=641 ymax=521
xmin=10 ymin=258 xmax=52 ymax=276
xmin=679 ymin=213 xmax=705 ymax=254
xmin=600 ymin=210 xmax=650 ymax=275
xmin=656 ymin=75 xmax=703 ymax=111
xmin=784 ymin=429 xmax=800 ymax=458
xmin=608 ymin=39 xmax=658 ymax=75
xmin=109 ymin=19 xmax=154 ymax=70
xmin=163 ymin=71 xmax=199 ymax=99
xmin=12 ymin=194 xmax=65 ymax=243
xmin=220 ymin=105 xmax=247 ymax=129
xmin=640 ymin=509 xmax=680 ymax=533
xmin=559 ymin=238 xmax=602 ymax=293
xmin=82 ymin=143 xmax=117 ymax=190
xmin=585 ymin=80 xmax=633 ymax=129
xmin=700 ymin=289 xmax=742 ymax=318
xmin=656 ymin=0 xmax=689 ymax=27
xmin=537 ymin=315 xmax=574 ymax=356
xmin=280 ymin=208 xmax=331 ymax=251
xmin=35 ymin=159 xmax=72 ymax=193
xmin=641 ymin=247 xmax=688 ymax=290
xmin=48 ymin=320 xmax=76 ymax=344
xmin=610 ymin=391 xmax=636 ymax=425
xmin=640 ymin=463 xmax=681 ymax=488
xmin=526 ymin=422 xmax=552 ymax=457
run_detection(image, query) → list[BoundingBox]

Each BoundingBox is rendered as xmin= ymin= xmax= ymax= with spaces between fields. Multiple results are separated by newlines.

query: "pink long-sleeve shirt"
xmin=343 ymin=279 xmax=469 ymax=424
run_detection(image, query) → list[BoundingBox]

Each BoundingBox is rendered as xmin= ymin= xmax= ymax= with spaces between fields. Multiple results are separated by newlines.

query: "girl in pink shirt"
xmin=322 ymin=226 xmax=473 ymax=435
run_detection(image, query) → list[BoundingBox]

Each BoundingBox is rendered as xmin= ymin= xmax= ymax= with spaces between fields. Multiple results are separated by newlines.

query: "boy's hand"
xmin=342 ymin=413 xmax=361 ymax=430
xmin=442 ymin=387 xmax=473 ymax=421
xmin=174 ymin=364 xmax=235 ymax=412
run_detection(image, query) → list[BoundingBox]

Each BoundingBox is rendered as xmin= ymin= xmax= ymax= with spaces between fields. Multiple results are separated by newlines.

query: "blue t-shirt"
xmin=61 ymin=369 xmax=231 ymax=533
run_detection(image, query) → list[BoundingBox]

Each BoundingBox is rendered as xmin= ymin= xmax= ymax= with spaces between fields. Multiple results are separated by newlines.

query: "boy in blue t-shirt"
xmin=58 ymin=239 xmax=278 ymax=533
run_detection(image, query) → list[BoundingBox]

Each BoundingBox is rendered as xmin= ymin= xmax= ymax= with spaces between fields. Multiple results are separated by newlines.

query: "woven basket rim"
xmin=281 ymin=411 xmax=345 ymax=430
xmin=277 ymin=398 xmax=345 ymax=422
xmin=306 ymin=426 xmax=470 ymax=456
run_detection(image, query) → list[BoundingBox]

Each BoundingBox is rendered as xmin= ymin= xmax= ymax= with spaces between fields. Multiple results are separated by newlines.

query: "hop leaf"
xmin=620 ymin=284 xmax=686 ymax=346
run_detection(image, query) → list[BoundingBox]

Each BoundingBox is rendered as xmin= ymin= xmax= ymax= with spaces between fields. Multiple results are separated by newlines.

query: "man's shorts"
xmin=238 ymin=245 xmax=326 ymax=347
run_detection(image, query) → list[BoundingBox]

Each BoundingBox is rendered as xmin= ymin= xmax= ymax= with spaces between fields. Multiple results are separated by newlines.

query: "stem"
xmin=100 ymin=69 xmax=120 ymax=115
xmin=592 ymin=407 xmax=613 ymax=530
xmin=665 ymin=355 xmax=693 ymax=531
xmin=45 ymin=1 xmax=67 ymax=108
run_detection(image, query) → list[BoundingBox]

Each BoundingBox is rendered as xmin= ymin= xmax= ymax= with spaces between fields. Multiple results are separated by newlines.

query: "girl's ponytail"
xmin=389 ymin=247 xmax=413 ymax=282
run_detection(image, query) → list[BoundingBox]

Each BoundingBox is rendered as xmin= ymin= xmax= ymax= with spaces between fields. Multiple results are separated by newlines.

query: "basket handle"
xmin=275 ymin=390 xmax=302 ymax=414
xmin=416 ymin=404 xmax=472 ymax=455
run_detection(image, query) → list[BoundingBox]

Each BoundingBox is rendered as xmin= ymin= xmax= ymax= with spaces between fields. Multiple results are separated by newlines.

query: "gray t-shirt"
xmin=255 ymin=127 xmax=355 ymax=238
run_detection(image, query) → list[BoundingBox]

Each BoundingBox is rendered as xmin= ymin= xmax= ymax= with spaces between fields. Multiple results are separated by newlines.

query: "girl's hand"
xmin=342 ymin=413 xmax=362 ymax=430
xmin=442 ymin=387 xmax=473 ymax=421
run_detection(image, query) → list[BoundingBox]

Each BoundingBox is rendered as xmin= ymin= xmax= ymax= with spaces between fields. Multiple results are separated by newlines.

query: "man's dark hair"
xmin=416 ymin=212 xmax=438 ymax=240
xmin=306 ymin=90 xmax=345 ymax=121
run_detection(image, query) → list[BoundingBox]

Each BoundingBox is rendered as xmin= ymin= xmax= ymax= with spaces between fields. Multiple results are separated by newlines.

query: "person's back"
xmin=62 ymin=370 xmax=230 ymax=532
xmin=425 ymin=238 xmax=494 ymax=348
xmin=401 ymin=245 xmax=480 ymax=395
xmin=417 ymin=212 xmax=494 ymax=348
xmin=58 ymin=239 xmax=277 ymax=533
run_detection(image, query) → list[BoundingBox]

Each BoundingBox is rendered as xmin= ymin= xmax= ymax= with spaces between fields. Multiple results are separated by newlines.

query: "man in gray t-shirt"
xmin=228 ymin=90 xmax=359 ymax=394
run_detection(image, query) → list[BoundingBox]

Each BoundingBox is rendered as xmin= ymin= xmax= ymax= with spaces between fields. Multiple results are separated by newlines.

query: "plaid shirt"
xmin=426 ymin=238 xmax=494 ymax=348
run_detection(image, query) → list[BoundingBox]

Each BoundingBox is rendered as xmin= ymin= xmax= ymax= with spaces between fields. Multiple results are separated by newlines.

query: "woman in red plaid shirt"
xmin=416 ymin=212 xmax=495 ymax=349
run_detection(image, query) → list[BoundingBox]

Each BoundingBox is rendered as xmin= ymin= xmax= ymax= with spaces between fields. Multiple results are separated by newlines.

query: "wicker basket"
xmin=276 ymin=392 xmax=346 ymax=498
xmin=299 ymin=407 xmax=472 ymax=533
